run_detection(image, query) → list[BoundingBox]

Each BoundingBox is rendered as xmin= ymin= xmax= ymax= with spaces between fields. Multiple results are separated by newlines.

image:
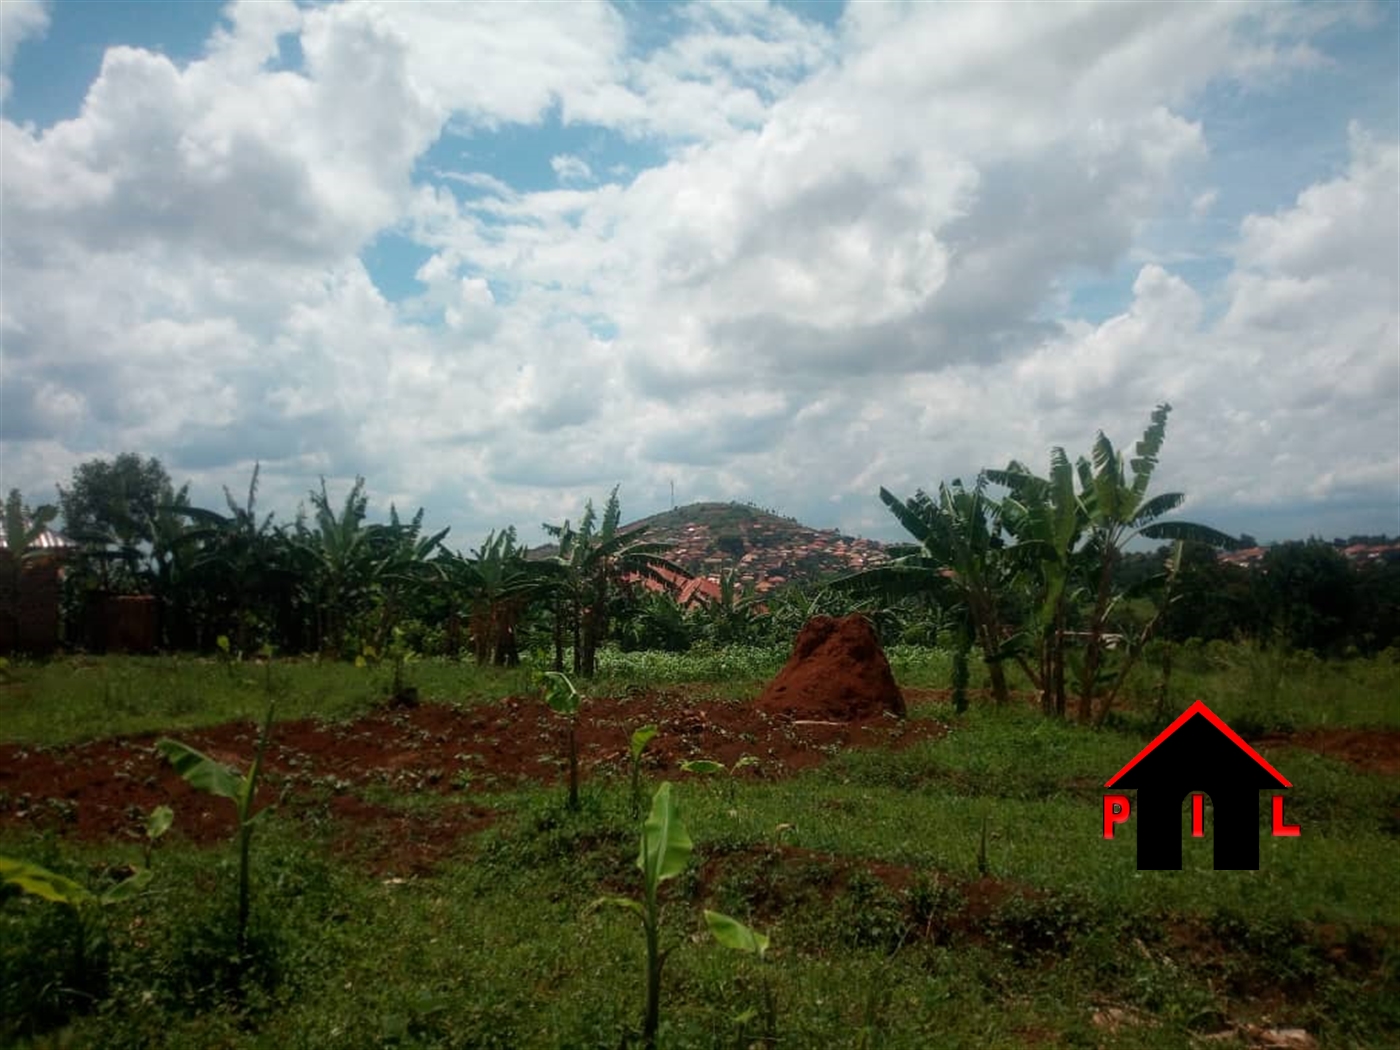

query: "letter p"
xmin=1103 ymin=795 xmax=1131 ymax=839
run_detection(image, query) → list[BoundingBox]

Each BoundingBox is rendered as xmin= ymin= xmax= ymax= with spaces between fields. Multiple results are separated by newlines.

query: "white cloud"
xmin=550 ymin=153 xmax=594 ymax=184
xmin=0 ymin=0 xmax=48 ymax=103
xmin=1237 ymin=123 xmax=1399 ymax=279
xmin=1191 ymin=188 xmax=1219 ymax=219
xmin=1 ymin=1 xmax=1396 ymax=546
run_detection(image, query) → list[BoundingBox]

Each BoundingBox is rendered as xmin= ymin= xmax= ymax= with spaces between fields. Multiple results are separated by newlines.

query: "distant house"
xmin=0 ymin=524 xmax=76 ymax=654
xmin=623 ymin=566 xmax=721 ymax=609
xmin=1105 ymin=701 xmax=1291 ymax=870
xmin=1217 ymin=546 xmax=1268 ymax=568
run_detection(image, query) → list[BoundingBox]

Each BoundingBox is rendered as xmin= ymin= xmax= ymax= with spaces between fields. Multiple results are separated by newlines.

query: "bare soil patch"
xmin=1257 ymin=727 xmax=1400 ymax=777
xmin=0 ymin=689 xmax=943 ymax=850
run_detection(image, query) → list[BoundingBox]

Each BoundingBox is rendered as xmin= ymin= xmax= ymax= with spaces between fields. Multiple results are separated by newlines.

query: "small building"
xmin=0 ymin=524 xmax=76 ymax=654
xmin=1106 ymin=700 xmax=1291 ymax=870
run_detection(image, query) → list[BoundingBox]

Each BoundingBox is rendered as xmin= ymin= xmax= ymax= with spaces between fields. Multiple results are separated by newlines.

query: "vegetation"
xmin=2 ymin=648 xmax=1397 ymax=1047
xmin=155 ymin=697 xmax=277 ymax=962
xmin=3 ymin=428 xmax=1396 ymax=674
xmin=2 ymin=488 xmax=60 ymax=645
xmin=2 ymin=409 xmax=1395 ymax=1046
xmin=542 ymin=486 xmax=690 ymax=676
xmin=836 ymin=404 xmax=1239 ymax=723
xmin=593 ymin=782 xmax=768 ymax=1050
xmin=541 ymin=671 xmax=584 ymax=810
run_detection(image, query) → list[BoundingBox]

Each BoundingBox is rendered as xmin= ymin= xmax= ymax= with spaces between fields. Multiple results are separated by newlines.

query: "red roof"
xmin=623 ymin=568 xmax=721 ymax=608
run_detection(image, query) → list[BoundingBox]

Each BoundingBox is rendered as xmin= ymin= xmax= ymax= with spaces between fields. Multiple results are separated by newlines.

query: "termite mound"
xmin=756 ymin=614 xmax=906 ymax=722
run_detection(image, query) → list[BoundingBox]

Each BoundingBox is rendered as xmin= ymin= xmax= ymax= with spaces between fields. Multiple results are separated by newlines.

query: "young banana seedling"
xmin=156 ymin=698 xmax=276 ymax=960
xmin=680 ymin=754 xmax=759 ymax=806
xmin=596 ymin=782 xmax=769 ymax=1050
xmin=706 ymin=910 xmax=777 ymax=1045
xmin=1 ymin=805 xmax=169 ymax=993
xmin=0 ymin=855 xmax=152 ymax=907
xmin=628 ymin=724 xmax=659 ymax=818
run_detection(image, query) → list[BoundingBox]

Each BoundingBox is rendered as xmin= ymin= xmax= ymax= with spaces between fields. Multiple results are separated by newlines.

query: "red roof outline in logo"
xmin=1104 ymin=699 xmax=1292 ymax=789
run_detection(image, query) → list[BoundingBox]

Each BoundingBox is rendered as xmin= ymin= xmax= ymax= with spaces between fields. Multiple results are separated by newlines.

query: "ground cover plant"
xmin=1 ymin=641 xmax=1397 ymax=1049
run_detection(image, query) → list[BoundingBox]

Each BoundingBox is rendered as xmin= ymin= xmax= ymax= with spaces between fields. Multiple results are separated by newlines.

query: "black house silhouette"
xmin=1106 ymin=700 xmax=1291 ymax=870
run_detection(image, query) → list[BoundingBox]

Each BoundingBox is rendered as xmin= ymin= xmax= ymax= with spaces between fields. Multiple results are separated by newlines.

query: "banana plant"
xmin=0 ymin=856 xmax=152 ymax=907
xmin=542 ymin=671 xmax=583 ymax=810
xmin=1070 ymin=404 xmax=1237 ymax=724
xmin=629 ymin=724 xmax=659 ymax=818
xmin=155 ymin=699 xmax=276 ymax=958
xmin=705 ymin=909 xmax=776 ymax=1043
xmin=989 ymin=448 xmax=1084 ymax=717
xmin=596 ymin=783 xmax=768 ymax=1050
xmin=831 ymin=479 xmax=1021 ymax=706
xmin=704 ymin=910 xmax=770 ymax=958
xmin=543 ymin=487 xmax=692 ymax=676
xmin=2 ymin=844 xmax=159 ymax=992
xmin=681 ymin=754 xmax=759 ymax=805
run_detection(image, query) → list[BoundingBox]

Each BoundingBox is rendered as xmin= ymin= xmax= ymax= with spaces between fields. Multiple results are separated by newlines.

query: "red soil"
xmin=1256 ymin=727 xmax=1400 ymax=777
xmin=0 ymin=690 xmax=940 ymax=856
xmin=756 ymin=615 xmax=906 ymax=721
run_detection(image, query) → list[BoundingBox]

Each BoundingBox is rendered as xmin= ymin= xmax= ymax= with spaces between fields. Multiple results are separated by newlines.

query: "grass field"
xmin=1 ymin=644 xmax=1397 ymax=1049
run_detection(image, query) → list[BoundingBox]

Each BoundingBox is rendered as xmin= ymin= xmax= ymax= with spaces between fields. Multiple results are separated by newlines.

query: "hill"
xmin=618 ymin=502 xmax=889 ymax=591
xmin=528 ymin=502 xmax=889 ymax=589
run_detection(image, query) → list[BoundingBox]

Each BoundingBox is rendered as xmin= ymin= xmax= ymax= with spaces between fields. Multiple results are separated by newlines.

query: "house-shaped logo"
xmin=1103 ymin=700 xmax=1299 ymax=870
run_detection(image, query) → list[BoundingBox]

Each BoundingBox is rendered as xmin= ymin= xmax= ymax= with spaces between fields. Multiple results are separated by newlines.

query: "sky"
xmin=1 ymin=0 xmax=1397 ymax=550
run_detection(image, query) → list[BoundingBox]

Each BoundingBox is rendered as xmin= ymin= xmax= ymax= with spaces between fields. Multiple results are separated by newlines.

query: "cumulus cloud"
xmin=0 ymin=1 xmax=1395 ymax=545
xmin=0 ymin=0 xmax=48 ymax=103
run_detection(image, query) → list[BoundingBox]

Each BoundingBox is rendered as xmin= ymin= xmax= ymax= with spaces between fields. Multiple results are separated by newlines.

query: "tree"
xmin=1255 ymin=541 xmax=1357 ymax=655
xmin=1161 ymin=543 xmax=1257 ymax=644
xmin=1066 ymin=404 xmax=1235 ymax=725
xmin=691 ymin=566 xmax=763 ymax=646
xmin=294 ymin=477 xmax=381 ymax=656
xmin=131 ymin=481 xmax=213 ymax=648
xmin=442 ymin=528 xmax=539 ymax=667
xmin=989 ymin=449 xmax=1083 ymax=717
xmin=58 ymin=454 xmax=171 ymax=548
xmin=2 ymin=489 xmax=59 ymax=557
xmin=834 ymin=479 xmax=1021 ymax=708
xmin=543 ymin=488 xmax=691 ymax=676
xmin=366 ymin=505 xmax=449 ymax=653
xmin=175 ymin=464 xmax=287 ymax=652
xmin=619 ymin=590 xmax=694 ymax=652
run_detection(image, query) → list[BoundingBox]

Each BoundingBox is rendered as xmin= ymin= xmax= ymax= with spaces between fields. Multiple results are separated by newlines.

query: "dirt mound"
xmin=756 ymin=614 xmax=906 ymax=721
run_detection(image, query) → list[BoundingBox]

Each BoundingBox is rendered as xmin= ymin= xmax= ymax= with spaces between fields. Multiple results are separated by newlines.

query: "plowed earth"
xmin=0 ymin=692 xmax=940 ymax=872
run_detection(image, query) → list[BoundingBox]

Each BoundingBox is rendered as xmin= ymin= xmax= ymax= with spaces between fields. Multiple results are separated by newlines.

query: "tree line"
xmin=3 ymin=458 xmax=693 ymax=675
xmin=4 ymin=405 xmax=1397 ymax=717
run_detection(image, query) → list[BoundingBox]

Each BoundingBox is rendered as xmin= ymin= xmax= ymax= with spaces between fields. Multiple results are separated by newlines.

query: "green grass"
xmin=2 ymin=647 xmax=1398 ymax=1048
xmin=1163 ymin=640 xmax=1400 ymax=730
xmin=7 ymin=639 xmax=1394 ymax=748
xmin=0 ymin=655 xmax=536 ymax=746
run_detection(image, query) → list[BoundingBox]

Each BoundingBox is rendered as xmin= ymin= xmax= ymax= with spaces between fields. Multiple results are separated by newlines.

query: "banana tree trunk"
xmin=1077 ymin=554 xmax=1117 ymax=723
xmin=552 ymin=596 xmax=565 ymax=673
